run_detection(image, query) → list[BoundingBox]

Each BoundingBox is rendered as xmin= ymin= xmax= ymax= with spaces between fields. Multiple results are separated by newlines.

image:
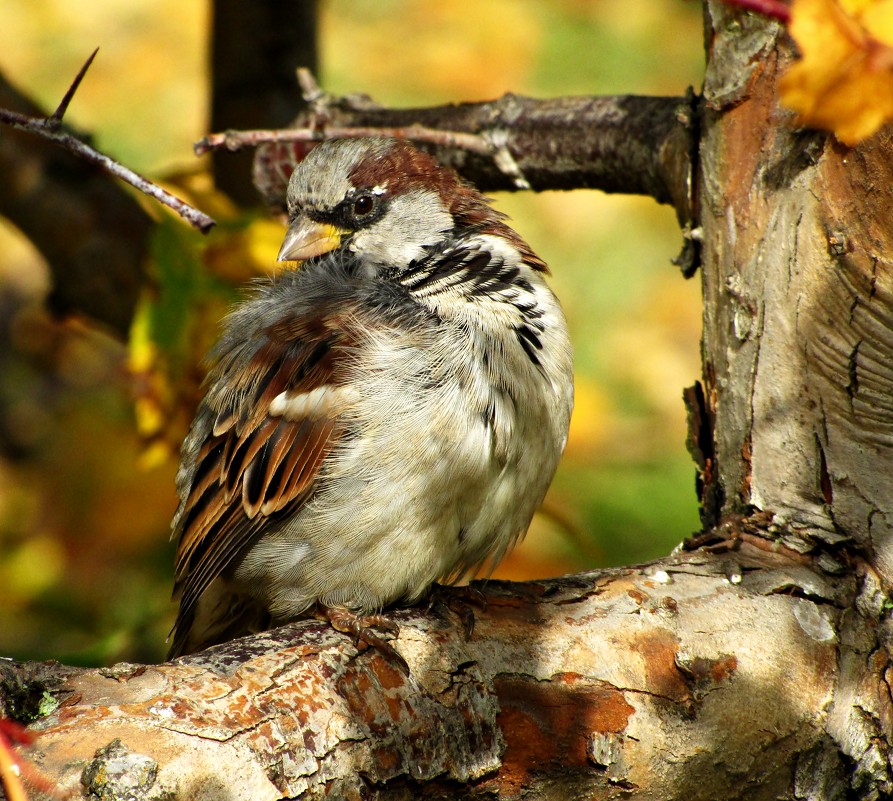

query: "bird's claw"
xmin=429 ymin=583 xmax=488 ymax=638
xmin=323 ymin=607 xmax=408 ymax=673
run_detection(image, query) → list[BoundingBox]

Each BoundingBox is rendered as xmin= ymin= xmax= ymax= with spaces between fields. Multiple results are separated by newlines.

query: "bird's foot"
xmin=429 ymin=583 xmax=487 ymax=638
xmin=323 ymin=607 xmax=408 ymax=673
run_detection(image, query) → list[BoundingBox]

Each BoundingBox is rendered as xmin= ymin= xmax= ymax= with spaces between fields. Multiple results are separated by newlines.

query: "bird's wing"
xmin=169 ymin=301 xmax=359 ymax=654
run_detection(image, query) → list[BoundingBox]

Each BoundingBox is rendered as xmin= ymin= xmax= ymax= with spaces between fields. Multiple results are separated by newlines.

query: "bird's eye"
xmin=352 ymin=195 xmax=375 ymax=217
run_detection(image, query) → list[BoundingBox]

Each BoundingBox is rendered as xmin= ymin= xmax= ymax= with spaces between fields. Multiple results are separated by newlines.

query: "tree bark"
xmin=250 ymin=92 xmax=695 ymax=215
xmin=692 ymin=2 xmax=893 ymax=795
xmin=4 ymin=3 xmax=893 ymax=800
xmin=2 ymin=548 xmax=850 ymax=800
xmin=698 ymin=3 xmax=893 ymax=576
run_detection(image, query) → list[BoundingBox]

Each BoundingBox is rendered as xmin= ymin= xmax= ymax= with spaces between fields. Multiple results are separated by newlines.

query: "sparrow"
xmin=168 ymin=137 xmax=573 ymax=658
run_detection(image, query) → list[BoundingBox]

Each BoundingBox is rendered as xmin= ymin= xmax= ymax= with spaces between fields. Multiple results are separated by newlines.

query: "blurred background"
xmin=0 ymin=0 xmax=704 ymax=664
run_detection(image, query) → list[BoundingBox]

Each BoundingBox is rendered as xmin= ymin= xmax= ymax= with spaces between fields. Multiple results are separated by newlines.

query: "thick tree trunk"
xmin=3 ymin=3 xmax=892 ymax=800
xmin=693 ymin=2 xmax=893 ymax=794
xmin=210 ymin=0 xmax=318 ymax=205
xmin=692 ymin=2 xmax=893 ymax=794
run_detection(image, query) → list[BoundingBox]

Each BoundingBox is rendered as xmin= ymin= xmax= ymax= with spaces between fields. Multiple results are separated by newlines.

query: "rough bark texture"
xmin=692 ymin=2 xmax=893 ymax=795
xmin=2 ymin=549 xmax=851 ymax=800
xmin=698 ymin=3 xmax=893 ymax=579
xmin=251 ymin=92 xmax=695 ymax=220
xmin=4 ymin=3 xmax=893 ymax=800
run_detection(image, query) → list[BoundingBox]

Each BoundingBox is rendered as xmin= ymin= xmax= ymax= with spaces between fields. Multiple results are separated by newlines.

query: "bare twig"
xmin=197 ymin=66 xmax=533 ymax=190
xmin=0 ymin=50 xmax=216 ymax=234
xmin=195 ymin=124 xmax=493 ymax=156
xmin=196 ymin=123 xmax=539 ymax=191
xmin=0 ymin=108 xmax=217 ymax=233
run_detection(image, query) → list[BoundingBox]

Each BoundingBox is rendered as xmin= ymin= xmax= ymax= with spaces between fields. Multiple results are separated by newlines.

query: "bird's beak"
xmin=277 ymin=218 xmax=343 ymax=262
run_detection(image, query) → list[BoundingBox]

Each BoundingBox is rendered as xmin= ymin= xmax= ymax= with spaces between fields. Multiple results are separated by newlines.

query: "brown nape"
xmin=349 ymin=139 xmax=548 ymax=273
xmin=454 ymin=191 xmax=549 ymax=274
xmin=348 ymin=138 xmax=462 ymax=203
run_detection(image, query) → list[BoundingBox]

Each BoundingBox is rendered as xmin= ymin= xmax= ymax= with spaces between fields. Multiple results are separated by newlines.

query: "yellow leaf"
xmin=860 ymin=0 xmax=893 ymax=38
xmin=204 ymin=219 xmax=286 ymax=282
xmin=128 ymin=297 xmax=174 ymax=454
xmin=780 ymin=0 xmax=893 ymax=144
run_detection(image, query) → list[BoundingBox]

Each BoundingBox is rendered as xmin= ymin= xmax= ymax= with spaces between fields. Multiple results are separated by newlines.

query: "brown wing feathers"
xmin=170 ymin=311 xmax=349 ymax=649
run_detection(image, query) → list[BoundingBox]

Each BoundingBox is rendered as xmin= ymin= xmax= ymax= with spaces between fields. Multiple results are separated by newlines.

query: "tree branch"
xmin=201 ymin=70 xmax=695 ymax=224
xmin=0 ymin=50 xmax=215 ymax=234
xmin=2 ymin=547 xmax=869 ymax=800
xmin=0 ymin=70 xmax=151 ymax=335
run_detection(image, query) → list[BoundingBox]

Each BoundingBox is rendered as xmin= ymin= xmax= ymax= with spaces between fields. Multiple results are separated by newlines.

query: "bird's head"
xmin=278 ymin=137 xmax=501 ymax=272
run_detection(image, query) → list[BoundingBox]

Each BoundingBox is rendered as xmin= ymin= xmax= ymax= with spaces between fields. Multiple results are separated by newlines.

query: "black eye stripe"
xmin=299 ymin=191 xmax=385 ymax=231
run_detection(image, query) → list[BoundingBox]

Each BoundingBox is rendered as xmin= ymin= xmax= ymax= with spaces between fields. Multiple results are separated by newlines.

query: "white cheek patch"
xmin=352 ymin=190 xmax=453 ymax=267
xmin=269 ymin=385 xmax=361 ymax=420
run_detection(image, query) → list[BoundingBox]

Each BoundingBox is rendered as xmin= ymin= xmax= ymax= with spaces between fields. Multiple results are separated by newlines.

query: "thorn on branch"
xmin=0 ymin=51 xmax=216 ymax=234
xmin=296 ymin=67 xmax=325 ymax=105
xmin=49 ymin=47 xmax=99 ymax=128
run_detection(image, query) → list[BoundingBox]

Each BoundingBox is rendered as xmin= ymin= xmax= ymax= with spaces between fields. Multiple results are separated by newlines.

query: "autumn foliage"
xmin=781 ymin=0 xmax=893 ymax=143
